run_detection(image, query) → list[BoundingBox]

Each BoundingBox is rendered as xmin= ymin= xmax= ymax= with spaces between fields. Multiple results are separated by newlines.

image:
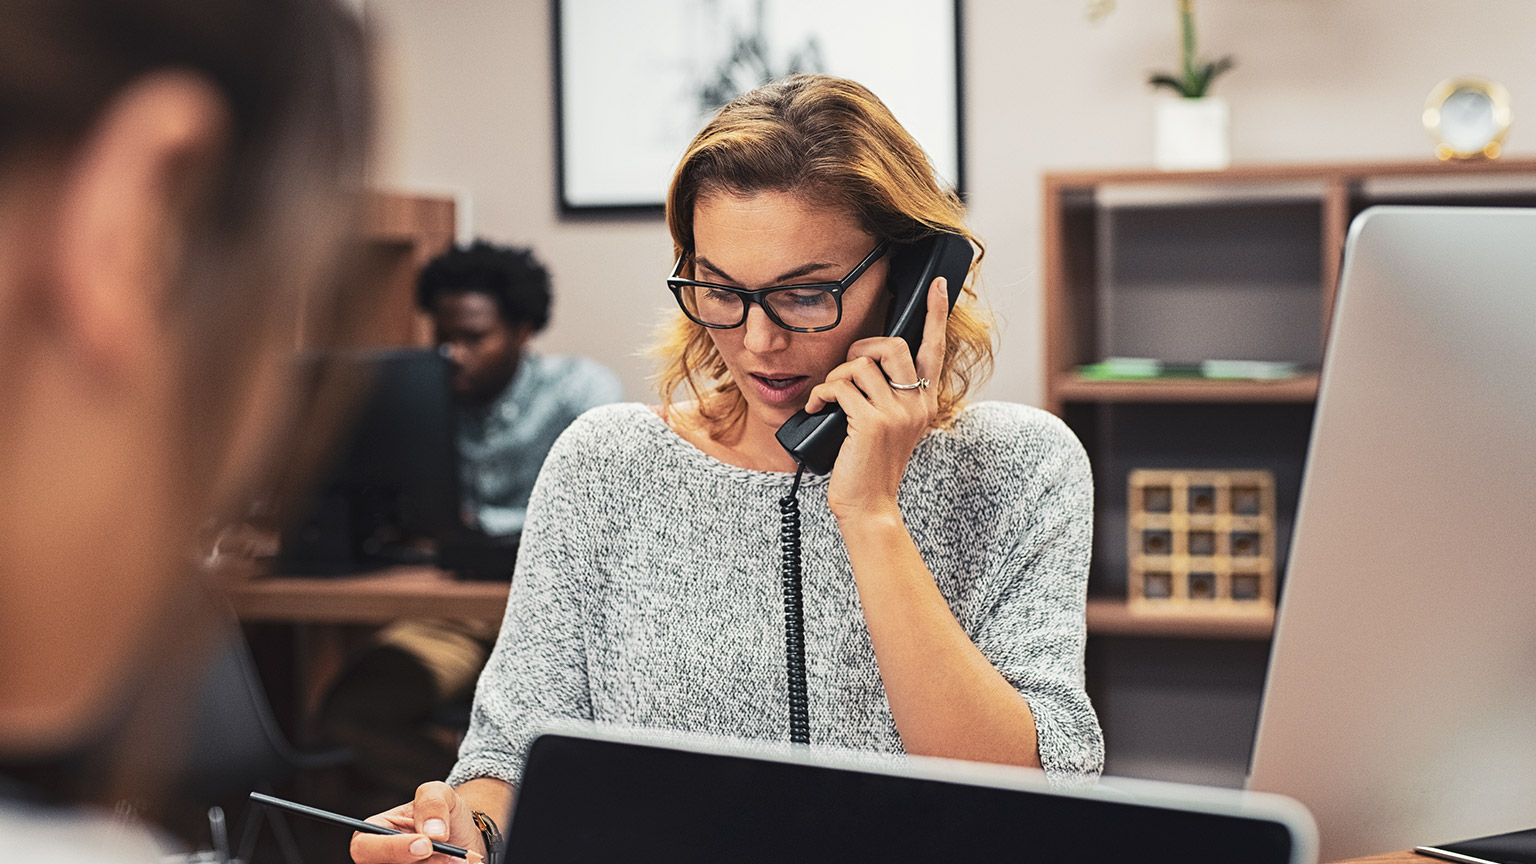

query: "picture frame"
xmin=553 ymin=0 xmax=965 ymax=214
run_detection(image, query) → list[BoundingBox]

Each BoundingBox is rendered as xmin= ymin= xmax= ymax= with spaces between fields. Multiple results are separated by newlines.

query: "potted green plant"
xmin=1147 ymin=0 xmax=1235 ymax=100
xmin=1089 ymin=0 xmax=1236 ymax=170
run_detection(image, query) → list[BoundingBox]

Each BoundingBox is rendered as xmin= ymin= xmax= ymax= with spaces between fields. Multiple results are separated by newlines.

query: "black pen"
xmin=248 ymin=791 xmax=478 ymax=860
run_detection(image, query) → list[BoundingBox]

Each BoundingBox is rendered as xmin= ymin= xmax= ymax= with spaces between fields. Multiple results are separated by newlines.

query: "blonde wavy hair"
xmin=652 ymin=73 xmax=994 ymax=440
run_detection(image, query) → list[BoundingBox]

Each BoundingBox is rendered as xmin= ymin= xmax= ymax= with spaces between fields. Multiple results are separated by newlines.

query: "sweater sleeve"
xmin=966 ymin=408 xmax=1103 ymax=783
xmin=447 ymin=415 xmax=600 ymax=789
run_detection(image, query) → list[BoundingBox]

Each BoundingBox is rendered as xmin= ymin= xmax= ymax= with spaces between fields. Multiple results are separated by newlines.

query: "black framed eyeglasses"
xmin=667 ymin=241 xmax=890 ymax=333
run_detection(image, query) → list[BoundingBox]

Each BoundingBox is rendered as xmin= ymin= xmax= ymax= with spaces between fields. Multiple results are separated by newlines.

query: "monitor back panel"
xmin=509 ymin=731 xmax=1315 ymax=864
xmin=1248 ymin=206 xmax=1536 ymax=861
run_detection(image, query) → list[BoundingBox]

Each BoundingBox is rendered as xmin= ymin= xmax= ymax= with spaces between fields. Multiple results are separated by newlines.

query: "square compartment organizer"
xmin=1127 ymin=469 xmax=1277 ymax=611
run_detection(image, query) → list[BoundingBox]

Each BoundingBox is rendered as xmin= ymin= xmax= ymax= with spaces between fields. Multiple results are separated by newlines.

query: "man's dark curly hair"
xmin=415 ymin=239 xmax=552 ymax=332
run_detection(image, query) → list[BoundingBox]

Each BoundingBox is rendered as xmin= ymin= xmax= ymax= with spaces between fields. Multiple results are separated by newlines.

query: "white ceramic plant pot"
xmin=1154 ymin=96 xmax=1231 ymax=171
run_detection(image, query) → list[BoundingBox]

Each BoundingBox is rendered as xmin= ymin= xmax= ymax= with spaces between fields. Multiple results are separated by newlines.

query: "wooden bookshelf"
xmin=360 ymin=191 xmax=455 ymax=348
xmin=1047 ymin=158 xmax=1536 ymax=785
xmin=307 ymin=190 xmax=456 ymax=350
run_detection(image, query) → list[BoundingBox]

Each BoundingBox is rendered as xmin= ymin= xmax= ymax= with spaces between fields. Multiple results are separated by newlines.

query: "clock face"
xmin=1440 ymin=88 xmax=1498 ymax=152
xmin=1424 ymin=77 xmax=1512 ymax=159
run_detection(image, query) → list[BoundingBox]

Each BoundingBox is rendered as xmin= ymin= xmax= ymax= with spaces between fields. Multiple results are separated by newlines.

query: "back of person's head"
xmin=2 ymin=0 xmax=374 ymax=492
xmin=416 ymin=239 xmax=554 ymax=333
xmin=656 ymin=74 xmax=992 ymax=433
xmin=0 ymin=0 xmax=372 ymax=811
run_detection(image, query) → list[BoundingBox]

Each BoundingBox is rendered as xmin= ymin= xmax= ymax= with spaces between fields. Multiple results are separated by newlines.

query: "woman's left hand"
xmin=804 ymin=277 xmax=950 ymax=522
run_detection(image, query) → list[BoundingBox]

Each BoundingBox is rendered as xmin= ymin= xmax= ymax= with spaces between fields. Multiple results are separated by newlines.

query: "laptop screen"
xmin=507 ymin=730 xmax=1314 ymax=863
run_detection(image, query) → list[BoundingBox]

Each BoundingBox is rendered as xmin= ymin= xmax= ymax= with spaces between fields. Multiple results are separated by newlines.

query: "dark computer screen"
xmin=508 ymin=733 xmax=1309 ymax=864
xmin=277 ymin=348 xmax=463 ymax=575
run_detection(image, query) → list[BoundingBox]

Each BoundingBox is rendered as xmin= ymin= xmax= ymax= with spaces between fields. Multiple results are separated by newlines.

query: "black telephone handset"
xmin=774 ymin=232 xmax=975 ymax=474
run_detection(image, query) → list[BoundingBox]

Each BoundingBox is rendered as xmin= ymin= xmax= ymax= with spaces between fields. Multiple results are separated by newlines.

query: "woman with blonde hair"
xmin=354 ymin=74 xmax=1100 ymax=864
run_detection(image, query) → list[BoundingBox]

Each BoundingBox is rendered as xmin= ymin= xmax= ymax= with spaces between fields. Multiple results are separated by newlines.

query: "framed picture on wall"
xmin=554 ymin=0 xmax=964 ymax=214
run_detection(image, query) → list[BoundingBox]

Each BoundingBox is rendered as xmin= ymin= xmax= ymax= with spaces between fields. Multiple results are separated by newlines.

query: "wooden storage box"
xmin=1127 ymin=468 xmax=1276 ymax=612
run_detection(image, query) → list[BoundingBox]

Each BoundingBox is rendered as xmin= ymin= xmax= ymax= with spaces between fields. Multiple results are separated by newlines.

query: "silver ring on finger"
xmin=889 ymin=377 xmax=930 ymax=391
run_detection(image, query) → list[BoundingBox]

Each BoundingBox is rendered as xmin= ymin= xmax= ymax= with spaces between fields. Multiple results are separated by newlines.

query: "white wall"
xmin=365 ymin=0 xmax=1536 ymax=406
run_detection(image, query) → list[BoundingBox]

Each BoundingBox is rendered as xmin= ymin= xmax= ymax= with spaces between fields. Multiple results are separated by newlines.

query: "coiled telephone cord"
xmin=779 ymin=464 xmax=810 ymax=745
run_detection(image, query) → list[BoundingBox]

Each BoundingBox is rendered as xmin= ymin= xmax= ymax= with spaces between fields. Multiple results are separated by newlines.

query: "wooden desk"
xmin=224 ymin=563 xmax=509 ymax=625
xmin=220 ymin=563 xmax=509 ymax=725
xmin=1333 ymin=853 xmax=1420 ymax=863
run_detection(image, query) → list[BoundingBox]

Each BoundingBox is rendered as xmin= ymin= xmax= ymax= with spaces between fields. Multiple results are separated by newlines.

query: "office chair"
xmin=179 ymin=609 xmax=352 ymax=864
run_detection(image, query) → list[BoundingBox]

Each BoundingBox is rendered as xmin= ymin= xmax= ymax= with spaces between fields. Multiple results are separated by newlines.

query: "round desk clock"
xmin=1423 ymin=76 xmax=1512 ymax=160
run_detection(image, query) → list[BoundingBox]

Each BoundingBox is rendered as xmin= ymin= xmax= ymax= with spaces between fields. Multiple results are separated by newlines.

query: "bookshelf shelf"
xmin=1085 ymin=598 xmax=1274 ymax=640
xmin=1052 ymin=372 xmax=1320 ymax=404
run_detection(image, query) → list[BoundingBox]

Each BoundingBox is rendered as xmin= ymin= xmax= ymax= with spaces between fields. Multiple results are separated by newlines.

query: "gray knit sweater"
xmin=447 ymin=401 xmax=1103 ymax=787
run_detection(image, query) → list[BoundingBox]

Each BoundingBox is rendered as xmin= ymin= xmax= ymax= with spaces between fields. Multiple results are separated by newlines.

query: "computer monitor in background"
xmin=1247 ymin=207 xmax=1536 ymax=861
xmin=278 ymin=348 xmax=464 ymax=575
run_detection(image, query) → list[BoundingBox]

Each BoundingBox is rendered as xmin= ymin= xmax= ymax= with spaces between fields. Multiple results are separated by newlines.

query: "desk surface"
xmin=1334 ymin=853 xmax=1421 ymax=864
xmin=223 ymin=563 xmax=509 ymax=624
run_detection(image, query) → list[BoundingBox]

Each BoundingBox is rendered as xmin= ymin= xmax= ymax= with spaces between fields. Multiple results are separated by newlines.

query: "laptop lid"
xmin=1248 ymin=206 xmax=1536 ymax=861
xmin=508 ymin=728 xmax=1316 ymax=863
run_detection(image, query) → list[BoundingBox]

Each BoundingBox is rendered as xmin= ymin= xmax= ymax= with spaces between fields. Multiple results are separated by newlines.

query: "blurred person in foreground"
xmin=0 ymin=0 xmax=372 ymax=860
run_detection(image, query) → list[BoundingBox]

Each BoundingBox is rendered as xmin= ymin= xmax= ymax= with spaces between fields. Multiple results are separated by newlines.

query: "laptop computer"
xmin=506 ymin=727 xmax=1316 ymax=863
xmin=1247 ymin=206 xmax=1536 ymax=861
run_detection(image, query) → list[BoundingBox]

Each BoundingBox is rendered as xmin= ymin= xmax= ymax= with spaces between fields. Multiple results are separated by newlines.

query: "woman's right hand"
xmin=350 ymin=781 xmax=488 ymax=864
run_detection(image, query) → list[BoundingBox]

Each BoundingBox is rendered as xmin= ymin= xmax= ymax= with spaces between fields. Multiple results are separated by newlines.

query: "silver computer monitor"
xmin=1248 ymin=206 xmax=1536 ymax=862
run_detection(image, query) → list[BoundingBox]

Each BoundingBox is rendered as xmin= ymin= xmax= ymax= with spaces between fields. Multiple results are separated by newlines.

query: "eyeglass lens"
xmin=680 ymin=285 xmax=839 ymax=330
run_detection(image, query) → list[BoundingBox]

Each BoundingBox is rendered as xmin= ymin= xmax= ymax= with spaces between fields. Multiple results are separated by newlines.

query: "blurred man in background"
xmin=320 ymin=240 xmax=621 ymax=808
xmin=424 ymin=240 xmax=622 ymax=538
